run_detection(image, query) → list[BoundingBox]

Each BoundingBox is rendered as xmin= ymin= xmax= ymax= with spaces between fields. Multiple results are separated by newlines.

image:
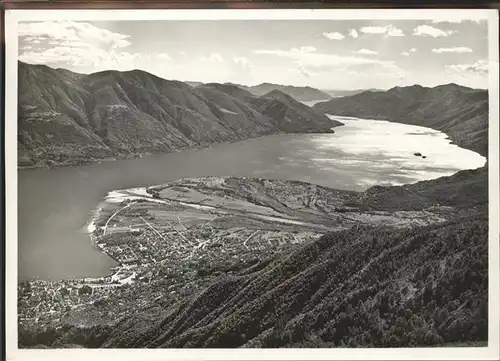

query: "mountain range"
xmin=188 ymin=82 xmax=382 ymax=100
xmin=18 ymin=62 xmax=341 ymax=168
xmin=16 ymin=62 xmax=490 ymax=349
xmin=322 ymin=88 xmax=385 ymax=98
xmin=233 ymin=82 xmax=332 ymax=102
xmin=313 ymin=84 xmax=488 ymax=156
xmin=185 ymin=81 xmax=332 ymax=102
xmin=19 ymin=61 xmax=488 ymax=168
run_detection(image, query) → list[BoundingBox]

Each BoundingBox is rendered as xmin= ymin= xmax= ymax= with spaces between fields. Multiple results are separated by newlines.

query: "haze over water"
xmin=17 ymin=115 xmax=486 ymax=281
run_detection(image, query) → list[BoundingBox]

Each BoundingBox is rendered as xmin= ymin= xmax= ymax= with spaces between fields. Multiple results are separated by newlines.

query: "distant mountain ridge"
xmin=187 ymin=81 xmax=332 ymax=102
xmin=313 ymin=84 xmax=489 ymax=157
xmin=242 ymin=82 xmax=332 ymax=102
xmin=182 ymin=82 xmax=385 ymax=101
xmin=18 ymin=62 xmax=341 ymax=168
xmin=322 ymin=88 xmax=385 ymax=98
xmin=184 ymin=81 xmax=204 ymax=88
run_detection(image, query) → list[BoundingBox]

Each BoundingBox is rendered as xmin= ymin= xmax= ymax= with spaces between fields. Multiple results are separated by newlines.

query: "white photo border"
xmin=4 ymin=8 xmax=500 ymax=361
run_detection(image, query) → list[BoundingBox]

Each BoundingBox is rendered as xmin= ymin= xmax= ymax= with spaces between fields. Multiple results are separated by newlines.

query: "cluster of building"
xmin=18 ymin=213 xmax=318 ymax=328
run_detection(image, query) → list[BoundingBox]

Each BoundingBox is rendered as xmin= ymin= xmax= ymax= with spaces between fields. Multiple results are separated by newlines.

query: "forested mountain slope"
xmin=18 ymin=62 xmax=340 ymax=168
xmin=313 ymin=84 xmax=488 ymax=156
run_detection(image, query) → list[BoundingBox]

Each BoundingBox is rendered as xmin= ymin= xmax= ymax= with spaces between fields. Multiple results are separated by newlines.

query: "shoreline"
xmin=17 ymin=125 xmax=342 ymax=171
xmin=17 ymin=112 xmax=487 ymax=172
xmin=16 ymin=115 xmax=487 ymax=285
xmin=16 ymin=114 xmax=489 ymax=333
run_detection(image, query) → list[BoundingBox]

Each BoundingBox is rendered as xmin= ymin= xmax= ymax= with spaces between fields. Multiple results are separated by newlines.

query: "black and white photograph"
xmin=4 ymin=8 xmax=500 ymax=360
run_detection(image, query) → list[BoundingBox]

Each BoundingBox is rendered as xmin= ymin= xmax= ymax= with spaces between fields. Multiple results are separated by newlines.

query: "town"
xmin=18 ymin=176 xmax=459 ymax=331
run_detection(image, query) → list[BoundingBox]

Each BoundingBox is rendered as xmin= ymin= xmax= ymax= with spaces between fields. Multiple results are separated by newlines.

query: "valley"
xmin=16 ymin=63 xmax=491 ymax=349
xmin=18 ymin=62 xmax=342 ymax=168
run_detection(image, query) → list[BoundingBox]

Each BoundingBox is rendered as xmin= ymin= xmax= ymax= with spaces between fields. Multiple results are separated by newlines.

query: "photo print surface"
xmin=4 ymin=8 xmax=499 ymax=361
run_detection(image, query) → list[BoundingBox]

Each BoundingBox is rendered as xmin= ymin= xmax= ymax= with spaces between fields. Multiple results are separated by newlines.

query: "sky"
xmin=18 ymin=19 xmax=489 ymax=90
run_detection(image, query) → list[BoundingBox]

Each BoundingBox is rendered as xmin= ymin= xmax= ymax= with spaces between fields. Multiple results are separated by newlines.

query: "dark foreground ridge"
xmin=18 ymin=166 xmax=488 ymax=348
xmin=18 ymin=62 xmax=341 ymax=168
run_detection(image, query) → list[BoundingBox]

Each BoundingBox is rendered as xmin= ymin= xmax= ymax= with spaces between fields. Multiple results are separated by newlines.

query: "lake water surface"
xmin=18 ymin=115 xmax=486 ymax=281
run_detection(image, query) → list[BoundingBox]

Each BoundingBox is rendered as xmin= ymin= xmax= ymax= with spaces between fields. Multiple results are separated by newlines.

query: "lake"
xmin=17 ymin=115 xmax=486 ymax=281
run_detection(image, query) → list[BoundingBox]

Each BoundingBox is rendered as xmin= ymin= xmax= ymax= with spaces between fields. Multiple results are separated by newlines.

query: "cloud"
xmin=353 ymin=49 xmax=378 ymax=55
xmin=359 ymin=25 xmax=405 ymax=37
xmin=298 ymin=65 xmax=317 ymax=78
xmin=202 ymin=53 xmax=224 ymax=63
xmin=349 ymin=29 xmax=359 ymax=38
xmin=233 ymin=56 xmax=253 ymax=69
xmin=158 ymin=53 xmax=172 ymax=60
xmin=360 ymin=25 xmax=387 ymax=34
xmin=20 ymin=47 xmax=94 ymax=67
xmin=19 ymin=47 xmax=172 ymax=73
xmin=401 ymin=48 xmax=417 ymax=56
xmin=413 ymin=25 xmax=456 ymax=37
xmin=386 ymin=26 xmax=405 ymax=37
xmin=19 ymin=21 xmax=132 ymax=50
xmin=432 ymin=47 xmax=473 ymax=54
xmin=322 ymin=32 xmax=345 ymax=40
xmin=17 ymin=21 xmax=176 ymax=72
xmin=431 ymin=19 xmax=463 ymax=24
xmin=291 ymin=46 xmax=317 ymax=53
xmin=446 ymin=60 xmax=488 ymax=75
xmin=431 ymin=18 xmax=483 ymax=24
xmin=253 ymin=47 xmax=402 ymax=76
xmin=179 ymin=51 xmax=187 ymax=56
xmin=19 ymin=47 xmax=172 ymax=72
